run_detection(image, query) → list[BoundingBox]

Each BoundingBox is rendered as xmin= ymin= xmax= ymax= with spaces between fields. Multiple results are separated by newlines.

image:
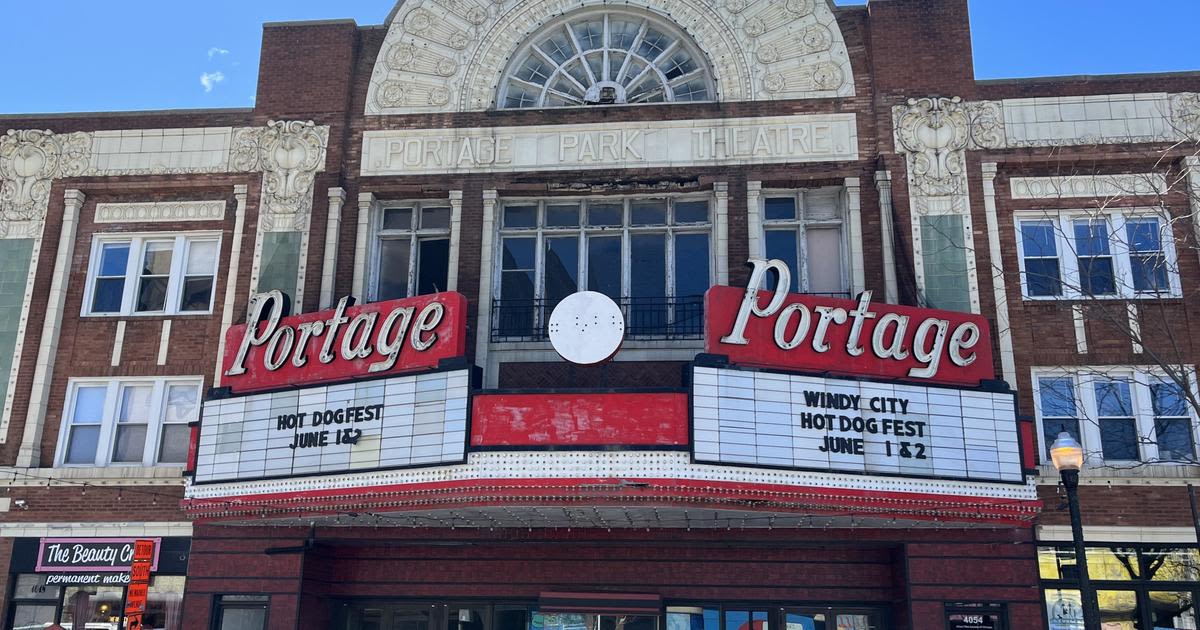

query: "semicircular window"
xmin=499 ymin=11 xmax=715 ymax=109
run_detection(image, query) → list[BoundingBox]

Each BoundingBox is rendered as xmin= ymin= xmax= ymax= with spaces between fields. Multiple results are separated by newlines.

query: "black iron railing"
xmin=490 ymin=296 xmax=706 ymax=342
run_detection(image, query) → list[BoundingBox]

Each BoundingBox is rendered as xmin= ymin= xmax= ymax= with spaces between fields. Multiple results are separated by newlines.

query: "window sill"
xmin=2 ymin=465 xmax=185 ymax=487
xmin=1035 ymin=462 xmax=1200 ymax=483
xmin=1020 ymin=294 xmax=1183 ymax=303
xmin=81 ymin=312 xmax=214 ymax=319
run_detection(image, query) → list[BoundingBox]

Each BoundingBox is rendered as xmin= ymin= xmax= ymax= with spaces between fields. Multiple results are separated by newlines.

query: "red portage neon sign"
xmin=221 ymin=291 xmax=467 ymax=394
xmin=705 ymin=260 xmax=995 ymax=387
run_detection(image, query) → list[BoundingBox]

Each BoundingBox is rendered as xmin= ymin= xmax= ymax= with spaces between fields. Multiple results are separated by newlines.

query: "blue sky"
xmin=2 ymin=1 xmax=1197 ymax=114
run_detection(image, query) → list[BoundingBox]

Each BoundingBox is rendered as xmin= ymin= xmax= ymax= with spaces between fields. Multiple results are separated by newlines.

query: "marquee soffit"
xmin=367 ymin=0 xmax=855 ymax=114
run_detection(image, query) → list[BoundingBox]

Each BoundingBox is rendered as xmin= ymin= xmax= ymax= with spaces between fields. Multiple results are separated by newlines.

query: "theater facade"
xmin=2 ymin=1 xmax=1200 ymax=629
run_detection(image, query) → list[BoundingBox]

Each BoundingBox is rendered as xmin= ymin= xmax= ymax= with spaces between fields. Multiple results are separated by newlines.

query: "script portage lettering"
xmin=705 ymin=260 xmax=997 ymax=387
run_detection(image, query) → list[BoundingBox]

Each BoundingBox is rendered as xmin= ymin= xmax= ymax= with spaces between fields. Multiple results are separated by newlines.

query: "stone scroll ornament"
xmin=892 ymin=97 xmax=1006 ymax=198
xmin=230 ymin=120 xmax=329 ymax=232
xmin=0 ymin=130 xmax=91 ymax=237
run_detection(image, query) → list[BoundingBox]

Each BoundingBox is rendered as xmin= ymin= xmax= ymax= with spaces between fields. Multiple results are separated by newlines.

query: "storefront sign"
xmin=36 ymin=538 xmax=161 ymax=573
xmin=194 ymin=369 xmax=469 ymax=483
xmin=124 ymin=539 xmax=155 ymax=630
xmin=361 ymin=114 xmax=858 ymax=176
xmin=1045 ymin=591 xmax=1085 ymax=630
xmin=692 ymin=365 xmax=1023 ymax=483
xmin=222 ymin=291 xmax=467 ymax=395
xmin=705 ymin=261 xmax=995 ymax=387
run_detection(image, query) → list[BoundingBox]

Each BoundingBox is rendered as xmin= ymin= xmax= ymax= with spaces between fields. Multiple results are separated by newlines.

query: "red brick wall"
xmin=184 ymin=525 xmax=1037 ymax=630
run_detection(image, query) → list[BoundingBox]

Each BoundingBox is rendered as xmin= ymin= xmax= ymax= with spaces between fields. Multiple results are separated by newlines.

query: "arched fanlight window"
xmin=499 ymin=10 xmax=715 ymax=109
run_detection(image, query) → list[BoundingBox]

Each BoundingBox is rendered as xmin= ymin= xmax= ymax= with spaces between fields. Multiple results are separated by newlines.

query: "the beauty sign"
xmin=706 ymin=260 xmax=996 ymax=387
xmin=36 ymin=538 xmax=161 ymax=573
xmin=221 ymin=291 xmax=467 ymax=395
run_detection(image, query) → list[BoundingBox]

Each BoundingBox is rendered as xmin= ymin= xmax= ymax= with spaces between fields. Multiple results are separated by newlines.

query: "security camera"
xmin=13 ymin=499 xmax=28 ymax=510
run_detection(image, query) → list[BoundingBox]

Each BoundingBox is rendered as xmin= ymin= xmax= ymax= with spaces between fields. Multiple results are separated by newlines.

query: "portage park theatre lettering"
xmin=361 ymin=114 xmax=858 ymax=176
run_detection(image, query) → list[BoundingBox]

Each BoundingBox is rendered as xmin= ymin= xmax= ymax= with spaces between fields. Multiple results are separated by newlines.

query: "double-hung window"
xmin=84 ymin=234 xmax=220 ymax=316
xmin=761 ymin=188 xmax=848 ymax=295
xmin=493 ymin=196 xmax=712 ymax=340
xmin=1033 ymin=367 xmax=1199 ymax=465
xmin=1017 ymin=210 xmax=1179 ymax=299
xmin=372 ymin=203 xmax=452 ymax=300
xmin=57 ymin=377 xmax=201 ymax=467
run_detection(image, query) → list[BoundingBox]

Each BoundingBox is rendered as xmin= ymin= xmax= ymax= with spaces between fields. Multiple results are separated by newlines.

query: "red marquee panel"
xmin=471 ymin=392 xmax=689 ymax=447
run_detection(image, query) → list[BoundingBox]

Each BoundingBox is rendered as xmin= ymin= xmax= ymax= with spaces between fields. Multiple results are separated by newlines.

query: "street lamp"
xmin=1050 ymin=432 xmax=1099 ymax=630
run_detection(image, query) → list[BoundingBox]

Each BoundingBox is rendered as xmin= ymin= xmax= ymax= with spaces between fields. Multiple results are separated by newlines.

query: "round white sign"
xmin=547 ymin=291 xmax=625 ymax=365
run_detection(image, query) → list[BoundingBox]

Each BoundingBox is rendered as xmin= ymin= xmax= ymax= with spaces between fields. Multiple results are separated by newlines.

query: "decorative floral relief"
xmin=783 ymin=0 xmax=815 ymax=16
xmin=755 ymin=45 xmax=781 ymax=64
xmin=230 ymin=121 xmax=328 ymax=227
xmin=763 ymin=73 xmax=786 ymax=93
xmin=810 ymin=62 xmax=843 ymax=91
xmin=799 ymin=24 xmax=832 ymax=53
xmin=367 ymin=0 xmax=856 ymax=114
xmin=894 ymin=97 xmax=972 ymax=196
xmin=0 ymin=129 xmax=91 ymax=223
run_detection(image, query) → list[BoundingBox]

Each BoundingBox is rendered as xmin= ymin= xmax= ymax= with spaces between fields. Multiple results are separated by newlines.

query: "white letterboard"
xmin=692 ymin=366 xmax=1023 ymax=483
xmin=193 ymin=369 xmax=469 ymax=483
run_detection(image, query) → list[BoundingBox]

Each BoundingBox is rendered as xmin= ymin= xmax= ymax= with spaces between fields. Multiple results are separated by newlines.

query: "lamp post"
xmin=1050 ymin=431 xmax=1099 ymax=630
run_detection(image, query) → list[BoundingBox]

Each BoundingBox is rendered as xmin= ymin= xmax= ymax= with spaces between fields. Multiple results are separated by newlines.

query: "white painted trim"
xmin=1128 ymin=302 xmax=1143 ymax=354
xmin=93 ymin=200 xmax=226 ymax=223
xmin=0 ymin=465 xmax=186 ymax=485
xmin=746 ymin=181 xmax=763 ymax=260
xmin=353 ymin=193 xmax=376 ymax=301
xmin=294 ymin=229 xmax=311 ymax=314
xmin=111 ymin=321 xmax=125 ymax=367
xmin=477 ymin=190 xmax=499 ymax=383
xmin=1037 ymin=525 xmax=1197 ymax=544
xmin=213 ymin=185 xmax=248 ymax=387
xmin=980 ymin=163 xmax=1017 ymax=388
xmin=1072 ymin=304 xmax=1088 ymax=354
xmin=1186 ymin=157 xmax=1200 ymax=268
xmin=0 ymin=236 xmax=44 ymax=444
xmin=448 ymin=191 xmax=464 ymax=292
xmin=0 ymin=521 xmax=194 ymax=538
xmin=157 ymin=320 xmax=171 ymax=365
xmin=714 ymin=182 xmax=729 ymax=285
xmin=16 ymin=190 xmax=84 ymax=467
xmin=186 ymin=450 xmax=1040 ymax=503
xmin=1010 ymin=174 xmax=1167 ymax=199
xmin=319 ymin=188 xmax=346 ymax=310
xmin=844 ymin=177 xmax=865 ymax=295
xmin=874 ymin=171 xmax=898 ymax=304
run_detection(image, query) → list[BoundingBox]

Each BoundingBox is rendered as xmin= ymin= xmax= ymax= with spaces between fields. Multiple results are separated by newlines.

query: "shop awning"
xmin=538 ymin=592 xmax=662 ymax=615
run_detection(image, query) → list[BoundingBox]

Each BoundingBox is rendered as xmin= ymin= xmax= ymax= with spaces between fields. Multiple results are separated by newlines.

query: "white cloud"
xmin=200 ymin=71 xmax=226 ymax=93
xmin=208 ymin=47 xmax=230 ymax=60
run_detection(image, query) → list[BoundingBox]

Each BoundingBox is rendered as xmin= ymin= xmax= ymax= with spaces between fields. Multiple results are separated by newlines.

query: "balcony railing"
xmin=491 ymin=296 xmax=706 ymax=342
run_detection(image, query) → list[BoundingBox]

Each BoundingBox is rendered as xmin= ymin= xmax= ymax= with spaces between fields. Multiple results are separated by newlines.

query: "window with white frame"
xmin=372 ymin=203 xmax=451 ymax=300
xmin=493 ymin=195 xmax=711 ymax=340
xmin=761 ymin=188 xmax=848 ymax=296
xmin=57 ymin=377 xmax=202 ymax=467
xmin=85 ymin=234 xmax=220 ymax=316
xmin=1016 ymin=209 xmax=1179 ymax=299
xmin=498 ymin=9 xmax=715 ymax=108
xmin=1033 ymin=367 xmax=1198 ymax=465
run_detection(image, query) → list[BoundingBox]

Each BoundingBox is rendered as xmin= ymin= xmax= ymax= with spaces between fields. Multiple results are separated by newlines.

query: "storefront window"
xmin=1085 ymin=547 xmax=1139 ymax=581
xmin=1040 ymin=544 xmax=1200 ymax=630
xmin=1096 ymin=590 xmax=1140 ymax=629
xmin=1145 ymin=548 xmax=1200 ymax=582
xmin=1148 ymin=591 xmax=1196 ymax=628
xmin=61 ymin=584 xmax=125 ymax=630
xmin=144 ymin=575 xmax=186 ymax=630
xmin=666 ymin=607 xmax=718 ymax=630
xmin=214 ymin=595 xmax=270 ymax=630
